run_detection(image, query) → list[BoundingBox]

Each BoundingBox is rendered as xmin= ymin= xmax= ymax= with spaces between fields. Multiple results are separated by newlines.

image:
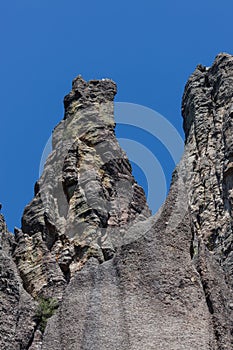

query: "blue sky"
xmin=1 ymin=0 xmax=233 ymax=231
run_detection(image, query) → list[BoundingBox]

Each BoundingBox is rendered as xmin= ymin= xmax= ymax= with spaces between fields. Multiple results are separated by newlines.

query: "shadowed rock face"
xmin=1 ymin=54 xmax=233 ymax=349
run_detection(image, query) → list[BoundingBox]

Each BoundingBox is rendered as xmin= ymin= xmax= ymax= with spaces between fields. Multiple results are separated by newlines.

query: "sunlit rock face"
xmin=179 ymin=53 xmax=233 ymax=349
xmin=1 ymin=53 xmax=233 ymax=350
xmin=17 ymin=76 xmax=151 ymax=299
xmin=182 ymin=53 xmax=233 ymax=283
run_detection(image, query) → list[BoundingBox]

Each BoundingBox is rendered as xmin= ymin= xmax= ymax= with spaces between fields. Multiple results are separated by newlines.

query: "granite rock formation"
xmin=1 ymin=53 xmax=233 ymax=349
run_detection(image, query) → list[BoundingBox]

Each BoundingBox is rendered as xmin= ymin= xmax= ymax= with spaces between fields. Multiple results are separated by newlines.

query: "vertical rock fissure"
xmin=24 ymin=322 xmax=40 ymax=350
xmin=189 ymin=228 xmax=224 ymax=349
xmin=195 ymin=258 xmax=223 ymax=349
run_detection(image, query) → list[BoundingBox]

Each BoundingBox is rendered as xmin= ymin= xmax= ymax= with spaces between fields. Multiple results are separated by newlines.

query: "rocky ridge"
xmin=0 ymin=53 xmax=233 ymax=349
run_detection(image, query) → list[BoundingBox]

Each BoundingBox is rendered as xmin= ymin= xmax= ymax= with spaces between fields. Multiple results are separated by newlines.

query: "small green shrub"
xmin=36 ymin=297 xmax=59 ymax=333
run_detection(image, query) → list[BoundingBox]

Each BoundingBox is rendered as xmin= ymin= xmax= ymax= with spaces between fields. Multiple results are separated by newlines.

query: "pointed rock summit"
xmin=18 ymin=75 xmax=151 ymax=299
xmin=1 ymin=54 xmax=233 ymax=349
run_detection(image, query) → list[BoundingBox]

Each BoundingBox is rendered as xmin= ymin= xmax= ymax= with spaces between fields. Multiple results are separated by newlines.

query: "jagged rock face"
xmin=42 ymin=194 xmax=218 ymax=350
xmin=41 ymin=54 xmax=233 ymax=349
xmin=1 ymin=53 xmax=233 ymax=349
xmin=182 ymin=53 xmax=233 ymax=282
xmin=0 ymin=214 xmax=38 ymax=350
xmin=178 ymin=53 xmax=233 ymax=348
xmin=17 ymin=76 xmax=151 ymax=298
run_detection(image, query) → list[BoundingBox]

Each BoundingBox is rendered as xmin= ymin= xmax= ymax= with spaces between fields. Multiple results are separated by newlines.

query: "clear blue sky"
xmin=1 ymin=0 xmax=233 ymax=231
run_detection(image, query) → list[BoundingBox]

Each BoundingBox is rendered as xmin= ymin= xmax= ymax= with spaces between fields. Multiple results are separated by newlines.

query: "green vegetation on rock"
xmin=35 ymin=297 xmax=59 ymax=333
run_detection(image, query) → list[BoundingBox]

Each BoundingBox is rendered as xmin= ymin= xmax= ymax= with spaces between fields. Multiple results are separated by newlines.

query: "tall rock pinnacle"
xmin=15 ymin=76 xmax=151 ymax=299
xmin=1 ymin=54 xmax=233 ymax=349
xmin=182 ymin=53 xmax=233 ymax=284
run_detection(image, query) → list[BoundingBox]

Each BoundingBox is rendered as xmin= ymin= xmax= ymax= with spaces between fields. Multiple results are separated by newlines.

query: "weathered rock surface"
xmin=1 ymin=53 xmax=233 ymax=349
xmin=42 ymin=190 xmax=217 ymax=350
xmin=0 ymin=214 xmax=38 ymax=350
xmin=17 ymin=76 xmax=151 ymax=300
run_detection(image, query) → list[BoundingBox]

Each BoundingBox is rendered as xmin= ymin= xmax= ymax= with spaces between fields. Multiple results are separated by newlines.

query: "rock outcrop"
xmin=1 ymin=53 xmax=233 ymax=349
xmin=0 ymin=214 xmax=38 ymax=350
xmin=15 ymin=76 xmax=151 ymax=301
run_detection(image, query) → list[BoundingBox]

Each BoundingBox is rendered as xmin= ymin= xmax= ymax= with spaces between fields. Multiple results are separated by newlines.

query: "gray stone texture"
xmin=1 ymin=53 xmax=233 ymax=349
xmin=0 ymin=215 xmax=38 ymax=350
